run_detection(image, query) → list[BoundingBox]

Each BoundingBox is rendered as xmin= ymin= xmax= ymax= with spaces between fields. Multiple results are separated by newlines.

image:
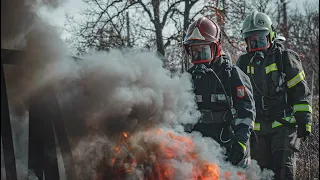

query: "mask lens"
xmin=189 ymin=44 xmax=213 ymax=62
xmin=244 ymin=31 xmax=270 ymax=52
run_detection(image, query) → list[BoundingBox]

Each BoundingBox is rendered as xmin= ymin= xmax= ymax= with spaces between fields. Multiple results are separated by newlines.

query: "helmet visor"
xmin=244 ymin=31 xmax=270 ymax=52
xmin=189 ymin=44 xmax=214 ymax=63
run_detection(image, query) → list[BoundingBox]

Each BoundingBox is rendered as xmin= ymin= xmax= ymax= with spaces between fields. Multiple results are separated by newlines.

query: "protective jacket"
xmin=236 ymin=42 xmax=312 ymax=135
xmin=187 ymin=55 xmax=256 ymax=147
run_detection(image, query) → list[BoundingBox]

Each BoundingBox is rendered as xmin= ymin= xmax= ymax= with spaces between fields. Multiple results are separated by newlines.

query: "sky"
xmin=38 ymin=0 xmax=318 ymax=42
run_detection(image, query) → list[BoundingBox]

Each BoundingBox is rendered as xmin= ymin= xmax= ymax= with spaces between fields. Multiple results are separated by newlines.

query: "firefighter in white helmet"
xmin=236 ymin=10 xmax=312 ymax=180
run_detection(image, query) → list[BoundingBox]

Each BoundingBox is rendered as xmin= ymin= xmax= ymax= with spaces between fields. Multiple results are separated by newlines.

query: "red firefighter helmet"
xmin=183 ymin=17 xmax=222 ymax=64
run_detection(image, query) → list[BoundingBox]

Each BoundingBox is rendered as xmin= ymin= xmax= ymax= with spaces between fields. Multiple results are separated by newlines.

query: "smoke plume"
xmin=2 ymin=0 xmax=71 ymax=117
xmin=58 ymin=49 xmax=200 ymax=135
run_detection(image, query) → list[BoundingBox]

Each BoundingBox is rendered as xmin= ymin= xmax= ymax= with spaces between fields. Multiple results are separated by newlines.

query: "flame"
xmin=112 ymin=158 xmax=115 ymax=166
xmin=114 ymin=147 xmax=120 ymax=155
xmin=200 ymin=163 xmax=220 ymax=180
xmin=122 ymin=132 xmax=128 ymax=138
xmin=98 ymin=128 xmax=246 ymax=180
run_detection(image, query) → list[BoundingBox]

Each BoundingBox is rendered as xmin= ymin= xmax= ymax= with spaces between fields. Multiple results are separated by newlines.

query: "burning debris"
xmin=73 ymin=128 xmax=266 ymax=180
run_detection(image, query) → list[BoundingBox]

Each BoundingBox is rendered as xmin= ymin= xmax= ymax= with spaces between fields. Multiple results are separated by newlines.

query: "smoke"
xmin=1 ymin=0 xmax=65 ymax=48
xmin=58 ymin=49 xmax=200 ymax=135
xmin=44 ymin=49 xmax=198 ymax=179
xmin=2 ymin=0 xmax=71 ymax=117
xmin=71 ymin=127 xmax=274 ymax=180
xmin=64 ymin=49 xmax=274 ymax=179
xmin=72 ymin=134 xmax=113 ymax=180
xmin=2 ymin=0 xmax=77 ymax=179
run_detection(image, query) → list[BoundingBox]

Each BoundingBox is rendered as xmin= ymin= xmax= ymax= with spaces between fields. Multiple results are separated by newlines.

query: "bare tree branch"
xmin=161 ymin=0 xmax=184 ymax=27
xmin=136 ymin=0 xmax=154 ymax=23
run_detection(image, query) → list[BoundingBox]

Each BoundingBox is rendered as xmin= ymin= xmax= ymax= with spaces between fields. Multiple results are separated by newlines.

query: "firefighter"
xmin=236 ymin=10 xmax=312 ymax=180
xmin=183 ymin=17 xmax=256 ymax=166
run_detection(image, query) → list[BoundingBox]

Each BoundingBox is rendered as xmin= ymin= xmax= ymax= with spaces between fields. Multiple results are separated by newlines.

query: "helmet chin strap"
xmin=211 ymin=43 xmax=221 ymax=63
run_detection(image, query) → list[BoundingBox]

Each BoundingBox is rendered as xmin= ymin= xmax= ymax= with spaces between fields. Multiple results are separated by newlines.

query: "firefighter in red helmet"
xmin=183 ymin=17 xmax=256 ymax=166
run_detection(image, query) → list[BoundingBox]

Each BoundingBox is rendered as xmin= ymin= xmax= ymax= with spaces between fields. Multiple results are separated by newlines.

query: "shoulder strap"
xmin=272 ymin=46 xmax=287 ymax=91
xmin=274 ymin=42 xmax=287 ymax=74
xmin=222 ymin=61 xmax=237 ymax=118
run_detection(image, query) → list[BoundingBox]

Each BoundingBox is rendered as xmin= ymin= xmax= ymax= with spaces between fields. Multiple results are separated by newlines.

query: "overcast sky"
xmin=38 ymin=0 xmax=318 ymax=41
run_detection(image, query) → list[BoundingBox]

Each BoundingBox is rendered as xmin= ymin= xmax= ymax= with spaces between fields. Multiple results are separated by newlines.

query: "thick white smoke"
xmin=60 ymin=49 xmax=200 ymax=179
xmin=57 ymin=49 xmax=200 ymax=133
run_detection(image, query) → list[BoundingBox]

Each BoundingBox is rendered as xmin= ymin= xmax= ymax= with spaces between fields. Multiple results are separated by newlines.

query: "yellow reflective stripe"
xmin=287 ymin=71 xmax=305 ymax=88
xmin=284 ymin=116 xmax=296 ymax=123
xmin=272 ymin=116 xmax=296 ymax=128
xmin=254 ymin=123 xmax=260 ymax=131
xmin=306 ymin=124 xmax=312 ymax=133
xmin=238 ymin=142 xmax=246 ymax=151
xmin=246 ymin=66 xmax=254 ymax=74
xmin=265 ymin=63 xmax=278 ymax=74
xmin=293 ymin=104 xmax=312 ymax=113
xmin=272 ymin=121 xmax=282 ymax=128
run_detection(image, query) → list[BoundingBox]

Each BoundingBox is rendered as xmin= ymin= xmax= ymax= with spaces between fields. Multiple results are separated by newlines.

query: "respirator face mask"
xmin=187 ymin=44 xmax=215 ymax=76
xmin=189 ymin=44 xmax=214 ymax=64
xmin=244 ymin=31 xmax=270 ymax=61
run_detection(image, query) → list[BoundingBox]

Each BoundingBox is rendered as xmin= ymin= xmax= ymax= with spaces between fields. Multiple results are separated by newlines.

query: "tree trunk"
xmin=126 ymin=12 xmax=131 ymax=47
xmin=155 ymin=25 xmax=165 ymax=56
xmin=152 ymin=0 xmax=165 ymax=56
xmin=281 ymin=0 xmax=289 ymax=47
xmin=182 ymin=0 xmax=192 ymax=72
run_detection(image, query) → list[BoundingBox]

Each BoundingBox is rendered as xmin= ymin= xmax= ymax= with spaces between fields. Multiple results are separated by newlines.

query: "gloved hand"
xmin=228 ymin=141 xmax=246 ymax=165
xmin=297 ymin=123 xmax=311 ymax=138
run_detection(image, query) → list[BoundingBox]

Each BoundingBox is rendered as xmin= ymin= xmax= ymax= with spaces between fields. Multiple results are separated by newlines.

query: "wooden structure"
xmin=1 ymin=49 xmax=82 ymax=180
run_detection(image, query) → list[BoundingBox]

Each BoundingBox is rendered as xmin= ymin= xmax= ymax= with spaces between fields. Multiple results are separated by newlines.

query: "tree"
xmin=67 ymin=0 xmax=196 ymax=57
xmin=296 ymin=99 xmax=319 ymax=179
xmin=66 ymin=0 xmax=138 ymax=54
xmin=287 ymin=1 xmax=319 ymax=94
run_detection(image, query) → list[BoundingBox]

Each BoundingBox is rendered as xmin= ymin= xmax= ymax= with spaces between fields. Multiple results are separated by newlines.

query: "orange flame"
xmin=114 ymin=147 xmax=120 ymax=155
xmin=122 ymin=132 xmax=128 ymax=138
xmin=101 ymin=128 xmax=246 ymax=180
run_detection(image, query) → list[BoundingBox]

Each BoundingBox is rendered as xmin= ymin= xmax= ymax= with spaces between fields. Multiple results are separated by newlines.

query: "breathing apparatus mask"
xmin=186 ymin=43 xmax=216 ymax=77
xmin=244 ymin=30 xmax=270 ymax=62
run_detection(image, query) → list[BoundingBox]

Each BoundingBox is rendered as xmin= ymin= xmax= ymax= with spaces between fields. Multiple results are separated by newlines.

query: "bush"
xmin=296 ymin=99 xmax=319 ymax=179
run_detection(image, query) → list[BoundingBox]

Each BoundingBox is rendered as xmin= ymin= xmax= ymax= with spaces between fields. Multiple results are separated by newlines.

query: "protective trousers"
xmin=251 ymin=126 xmax=297 ymax=180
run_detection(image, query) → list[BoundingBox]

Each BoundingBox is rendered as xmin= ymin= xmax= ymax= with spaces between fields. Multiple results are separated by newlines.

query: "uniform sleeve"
xmin=230 ymin=66 xmax=256 ymax=143
xmin=284 ymin=50 xmax=312 ymax=126
xmin=235 ymin=54 xmax=247 ymax=73
xmin=235 ymin=56 xmax=242 ymax=68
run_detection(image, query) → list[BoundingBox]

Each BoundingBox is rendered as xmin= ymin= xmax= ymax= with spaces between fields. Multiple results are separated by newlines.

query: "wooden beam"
xmin=1 ymin=62 xmax=18 ymax=180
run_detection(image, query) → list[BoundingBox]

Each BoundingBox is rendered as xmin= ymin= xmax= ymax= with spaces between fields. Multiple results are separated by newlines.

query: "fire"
xmin=122 ymin=132 xmax=128 ymax=138
xmin=97 ymin=128 xmax=246 ymax=180
xmin=114 ymin=147 xmax=120 ymax=155
xmin=200 ymin=163 xmax=220 ymax=180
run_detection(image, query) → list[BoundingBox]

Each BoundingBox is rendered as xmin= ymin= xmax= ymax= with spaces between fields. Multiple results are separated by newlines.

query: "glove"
xmin=227 ymin=141 xmax=246 ymax=165
xmin=297 ymin=123 xmax=311 ymax=138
